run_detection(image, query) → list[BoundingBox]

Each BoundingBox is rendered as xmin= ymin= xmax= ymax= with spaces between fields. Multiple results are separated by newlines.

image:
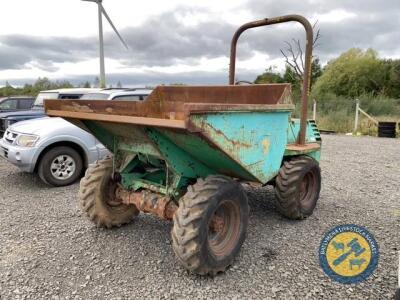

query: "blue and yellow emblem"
xmin=319 ymin=224 xmax=379 ymax=284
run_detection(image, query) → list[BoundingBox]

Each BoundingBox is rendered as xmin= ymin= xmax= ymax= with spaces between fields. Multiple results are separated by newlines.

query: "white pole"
xmin=313 ymin=99 xmax=317 ymax=121
xmin=354 ymin=99 xmax=360 ymax=133
xmin=98 ymin=1 xmax=106 ymax=88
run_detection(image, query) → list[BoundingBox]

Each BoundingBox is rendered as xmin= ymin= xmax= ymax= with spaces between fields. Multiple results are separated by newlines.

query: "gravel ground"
xmin=0 ymin=134 xmax=399 ymax=299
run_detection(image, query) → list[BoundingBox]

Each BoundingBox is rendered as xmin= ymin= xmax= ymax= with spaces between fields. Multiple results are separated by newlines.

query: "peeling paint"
xmin=262 ymin=139 xmax=270 ymax=154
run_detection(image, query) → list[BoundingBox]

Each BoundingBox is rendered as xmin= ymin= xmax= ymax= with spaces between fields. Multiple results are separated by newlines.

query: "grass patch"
xmin=297 ymin=93 xmax=400 ymax=135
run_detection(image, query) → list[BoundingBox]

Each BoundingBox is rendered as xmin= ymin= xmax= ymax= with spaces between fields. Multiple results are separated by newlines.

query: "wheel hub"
xmin=208 ymin=200 xmax=241 ymax=258
xmin=50 ymin=155 xmax=76 ymax=180
xmin=210 ymin=215 xmax=225 ymax=233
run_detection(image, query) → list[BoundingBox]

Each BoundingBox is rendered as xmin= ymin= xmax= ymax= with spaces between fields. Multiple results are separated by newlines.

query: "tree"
xmin=310 ymin=58 xmax=323 ymax=86
xmin=116 ymin=81 xmax=122 ymax=88
xmin=253 ymin=23 xmax=323 ymax=100
xmin=381 ymin=59 xmax=400 ymax=98
xmin=83 ymin=81 xmax=91 ymax=88
xmin=3 ymin=81 xmax=14 ymax=96
xmin=312 ymin=48 xmax=387 ymax=98
xmin=254 ymin=66 xmax=284 ymax=84
xmin=33 ymin=77 xmax=53 ymax=92
xmin=22 ymin=83 xmax=34 ymax=96
xmin=0 ymin=78 xmax=75 ymax=97
xmin=55 ymin=80 xmax=73 ymax=89
xmin=280 ymin=22 xmax=321 ymax=87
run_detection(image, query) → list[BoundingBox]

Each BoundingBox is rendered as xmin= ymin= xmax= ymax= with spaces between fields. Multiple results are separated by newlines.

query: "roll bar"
xmin=229 ymin=15 xmax=313 ymax=145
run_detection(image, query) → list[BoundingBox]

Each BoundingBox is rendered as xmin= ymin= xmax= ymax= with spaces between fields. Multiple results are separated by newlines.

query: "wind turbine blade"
xmin=100 ymin=4 xmax=129 ymax=50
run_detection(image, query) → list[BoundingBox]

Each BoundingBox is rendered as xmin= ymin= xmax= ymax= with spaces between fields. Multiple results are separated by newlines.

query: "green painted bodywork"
xmin=82 ymin=110 xmax=321 ymax=200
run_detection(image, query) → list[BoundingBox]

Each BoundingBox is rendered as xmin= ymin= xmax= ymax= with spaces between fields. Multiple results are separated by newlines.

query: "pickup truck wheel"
xmin=275 ymin=156 xmax=321 ymax=220
xmin=79 ymin=157 xmax=139 ymax=228
xmin=172 ymin=175 xmax=249 ymax=275
xmin=38 ymin=146 xmax=83 ymax=187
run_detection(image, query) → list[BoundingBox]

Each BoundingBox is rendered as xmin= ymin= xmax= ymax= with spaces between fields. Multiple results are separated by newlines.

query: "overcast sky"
xmin=0 ymin=0 xmax=399 ymax=87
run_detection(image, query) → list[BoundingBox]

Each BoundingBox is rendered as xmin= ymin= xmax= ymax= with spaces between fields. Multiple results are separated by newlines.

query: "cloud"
xmin=245 ymin=0 xmax=400 ymax=60
xmin=0 ymin=1 xmax=399 ymax=78
xmin=3 ymin=69 xmax=260 ymax=87
xmin=0 ymin=35 xmax=97 ymax=71
xmin=104 ymin=7 xmax=239 ymax=67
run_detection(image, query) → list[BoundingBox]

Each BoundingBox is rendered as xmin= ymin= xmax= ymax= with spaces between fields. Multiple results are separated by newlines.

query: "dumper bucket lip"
xmin=45 ymin=100 xmax=294 ymax=130
xmin=45 ymin=83 xmax=294 ymax=129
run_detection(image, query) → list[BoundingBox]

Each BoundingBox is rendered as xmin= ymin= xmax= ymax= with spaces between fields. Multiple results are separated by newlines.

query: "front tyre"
xmin=172 ymin=175 xmax=249 ymax=275
xmin=79 ymin=157 xmax=139 ymax=228
xmin=38 ymin=146 xmax=83 ymax=187
xmin=275 ymin=155 xmax=321 ymax=220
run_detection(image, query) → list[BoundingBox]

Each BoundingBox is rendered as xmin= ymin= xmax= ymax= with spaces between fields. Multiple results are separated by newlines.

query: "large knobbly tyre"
xmin=275 ymin=155 xmax=321 ymax=220
xmin=395 ymin=288 xmax=400 ymax=300
xmin=172 ymin=175 xmax=249 ymax=275
xmin=79 ymin=157 xmax=139 ymax=228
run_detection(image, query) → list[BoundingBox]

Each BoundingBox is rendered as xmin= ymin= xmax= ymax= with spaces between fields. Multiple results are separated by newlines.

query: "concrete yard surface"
xmin=0 ymin=134 xmax=399 ymax=299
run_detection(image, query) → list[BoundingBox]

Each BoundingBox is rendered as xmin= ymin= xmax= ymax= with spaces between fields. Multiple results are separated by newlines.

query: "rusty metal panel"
xmin=189 ymin=111 xmax=291 ymax=183
xmin=116 ymin=188 xmax=177 ymax=220
xmin=44 ymin=84 xmax=293 ymax=122
xmin=46 ymin=109 xmax=187 ymax=129
xmin=149 ymin=84 xmax=292 ymax=105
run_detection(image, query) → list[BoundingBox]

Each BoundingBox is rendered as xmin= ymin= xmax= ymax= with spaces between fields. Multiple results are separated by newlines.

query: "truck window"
xmin=80 ymin=93 xmax=110 ymax=100
xmin=58 ymin=94 xmax=82 ymax=100
xmin=0 ymin=99 xmax=18 ymax=109
xmin=18 ymin=99 xmax=34 ymax=109
xmin=112 ymin=95 xmax=142 ymax=101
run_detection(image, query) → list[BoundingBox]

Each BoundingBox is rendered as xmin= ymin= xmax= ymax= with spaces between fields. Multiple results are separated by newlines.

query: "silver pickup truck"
xmin=0 ymin=88 xmax=152 ymax=186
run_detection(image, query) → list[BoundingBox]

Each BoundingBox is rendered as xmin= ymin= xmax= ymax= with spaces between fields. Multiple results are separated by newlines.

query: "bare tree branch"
xmin=312 ymin=21 xmax=321 ymax=48
xmin=280 ymin=47 xmax=302 ymax=80
xmin=296 ymin=38 xmax=305 ymax=71
xmin=279 ymin=20 xmax=321 ymax=83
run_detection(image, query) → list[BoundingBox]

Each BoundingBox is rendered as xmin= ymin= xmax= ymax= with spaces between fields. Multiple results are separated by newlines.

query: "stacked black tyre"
xmin=172 ymin=175 xmax=249 ymax=275
xmin=275 ymin=156 xmax=321 ymax=220
xmin=378 ymin=122 xmax=396 ymax=138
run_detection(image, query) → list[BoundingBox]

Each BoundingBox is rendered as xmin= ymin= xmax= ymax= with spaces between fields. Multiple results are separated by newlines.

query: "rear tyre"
xmin=79 ymin=157 xmax=139 ymax=228
xmin=38 ymin=146 xmax=83 ymax=187
xmin=275 ymin=156 xmax=321 ymax=220
xmin=172 ymin=175 xmax=249 ymax=275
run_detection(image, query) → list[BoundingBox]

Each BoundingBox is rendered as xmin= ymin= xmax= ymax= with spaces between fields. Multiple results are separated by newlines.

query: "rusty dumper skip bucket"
xmin=45 ymin=15 xmax=322 ymax=275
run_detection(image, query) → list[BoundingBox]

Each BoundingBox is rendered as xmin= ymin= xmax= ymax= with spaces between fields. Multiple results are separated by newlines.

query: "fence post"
xmin=313 ymin=99 xmax=317 ymax=121
xmin=354 ymin=99 xmax=360 ymax=133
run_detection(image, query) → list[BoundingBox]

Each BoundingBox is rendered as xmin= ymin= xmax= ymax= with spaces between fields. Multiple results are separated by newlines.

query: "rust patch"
xmin=205 ymin=122 xmax=252 ymax=149
xmin=44 ymin=84 xmax=293 ymax=122
xmin=286 ymin=143 xmax=320 ymax=151
xmin=262 ymin=139 xmax=270 ymax=154
xmin=116 ymin=188 xmax=177 ymax=220
xmin=71 ymin=102 xmax=94 ymax=113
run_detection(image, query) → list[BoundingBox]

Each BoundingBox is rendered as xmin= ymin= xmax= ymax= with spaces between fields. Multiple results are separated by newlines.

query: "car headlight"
xmin=16 ymin=134 xmax=39 ymax=147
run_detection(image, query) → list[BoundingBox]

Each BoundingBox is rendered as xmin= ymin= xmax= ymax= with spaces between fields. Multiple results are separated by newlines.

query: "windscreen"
xmin=80 ymin=93 xmax=109 ymax=100
xmin=34 ymin=92 xmax=59 ymax=106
